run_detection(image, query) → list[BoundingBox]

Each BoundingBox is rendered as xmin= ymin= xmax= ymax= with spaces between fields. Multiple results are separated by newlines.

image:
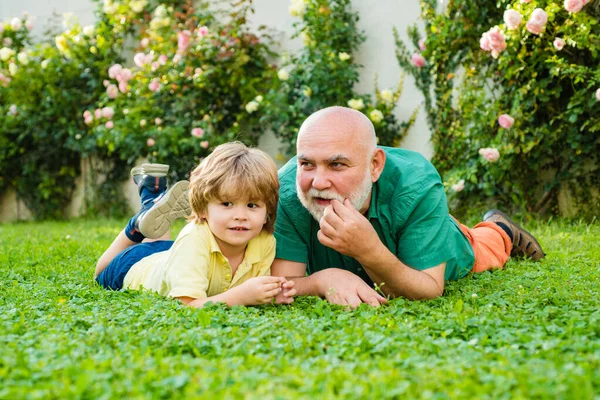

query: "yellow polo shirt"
xmin=122 ymin=221 xmax=275 ymax=299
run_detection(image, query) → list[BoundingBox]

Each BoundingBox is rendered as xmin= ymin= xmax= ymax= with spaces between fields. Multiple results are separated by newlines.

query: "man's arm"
xmin=357 ymin=243 xmax=445 ymax=300
xmin=318 ymin=199 xmax=445 ymax=300
xmin=271 ymin=259 xmax=387 ymax=307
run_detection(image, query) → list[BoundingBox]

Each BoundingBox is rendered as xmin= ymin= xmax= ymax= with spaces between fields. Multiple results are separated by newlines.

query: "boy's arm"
xmin=175 ymin=276 xmax=285 ymax=307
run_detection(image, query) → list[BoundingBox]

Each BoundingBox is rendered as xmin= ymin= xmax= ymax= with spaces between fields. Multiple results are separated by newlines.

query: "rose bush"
xmin=0 ymin=12 xmax=126 ymax=218
xmin=262 ymin=0 xmax=417 ymax=154
xmin=86 ymin=0 xmax=278 ymax=181
xmin=396 ymin=0 xmax=600 ymax=217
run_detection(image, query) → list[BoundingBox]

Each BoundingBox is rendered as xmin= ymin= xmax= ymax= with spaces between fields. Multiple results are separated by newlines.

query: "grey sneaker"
xmin=138 ymin=180 xmax=192 ymax=238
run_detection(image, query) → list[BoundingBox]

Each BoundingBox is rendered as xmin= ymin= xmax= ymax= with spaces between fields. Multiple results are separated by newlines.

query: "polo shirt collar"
xmin=205 ymin=223 xmax=261 ymax=265
xmin=367 ymin=183 xmax=379 ymax=220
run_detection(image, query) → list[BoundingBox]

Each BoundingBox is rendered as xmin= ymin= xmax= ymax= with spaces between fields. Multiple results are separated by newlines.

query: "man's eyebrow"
xmin=327 ymin=154 xmax=351 ymax=163
xmin=297 ymin=154 xmax=351 ymax=163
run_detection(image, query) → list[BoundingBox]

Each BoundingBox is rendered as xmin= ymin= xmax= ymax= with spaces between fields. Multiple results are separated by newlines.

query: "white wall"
xmin=0 ymin=0 xmax=431 ymax=222
xmin=0 ymin=0 xmax=96 ymax=39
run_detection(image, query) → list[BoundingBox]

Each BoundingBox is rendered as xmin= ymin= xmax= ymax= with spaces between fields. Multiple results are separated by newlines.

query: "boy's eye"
xmin=221 ymin=202 xmax=233 ymax=207
xmin=247 ymin=203 xmax=260 ymax=209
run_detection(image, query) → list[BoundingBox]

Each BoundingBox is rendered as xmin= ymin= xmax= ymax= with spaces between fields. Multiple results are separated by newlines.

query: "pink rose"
xmin=200 ymin=140 xmax=209 ymax=149
xmin=105 ymin=121 xmax=114 ymax=129
xmin=147 ymin=138 xmax=155 ymax=147
xmin=173 ymin=54 xmax=182 ymax=63
xmin=451 ymin=179 xmax=465 ymax=193
xmin=148 ymin=79 xmax=160 ymax=92
xmin=102 ymin=107 xmax=115 ymax=119
xmin=83 ymin=110 xmax=93 ymax=125
xmin=191 ymin=127 xmax=204 ymax=138
xmin=498 ymin=114 xmax=515 ymax=129
xmin=177 ymin=30 xmax=192 ymax=53
xmin=418 ymin=39 xmax=426 ymax=52
xmin=103 ymin=79 xmax=110 ymax=87
xmin=197 ymin=26 xmax=209 ymax=38
xmin=25 ymin=19 xmax=35 ymax=31
xmin=108 ymin=64 xmax=122 ymax=79
xmin=155 ymin=118 xmax=162 ymax=125
xmin=480 ymin=34 xmax=491 ymax=51
xmin=9 ymin=104 xmax=18 ymax=115
xmin=478 ymin=147 xmax=500 ymax=162
xmin=118 ymin=81 xmax=128 ymax=94
xmin=133 ymin=52 xmax=153 ymax=68
xmin=596 ymin=88 xmax=600 ymax=101
xmin=554 ymin=38 xmax=566 ymax=50
xmin=158 ymin=55 xmax=168 ymax=65
xmin=564 ymin=0 xmax=585 ymax=13
xmin=117 ymin=68 xmax=133 ymax=82
xmin=411 ymin=53 xmax=426 ymax=68
xmin=486 ymin=27 xmax=507 ymax=53
xmin=151 ymin=62 xmax=160 ymax=71
xmin=521 ymin=0 xmax=531 ymax=3
xmin=140 ymin=38 xmax=149 ymax=48
xmin=503 ymin=10 xmax=523 ymax=30
xmin=94 ymin=109 xmax=102 ymax=119
xmin=106 ymin=84 xmax=119 ymax=99
xmin=526 ymin=9 xmax=548 ymax=35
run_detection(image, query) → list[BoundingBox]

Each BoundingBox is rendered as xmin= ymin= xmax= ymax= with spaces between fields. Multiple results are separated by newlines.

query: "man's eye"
xmin=331 ymin=162 xmax=344 ymax=168
xmin=299 ymin=161 xmax=313 ymax=168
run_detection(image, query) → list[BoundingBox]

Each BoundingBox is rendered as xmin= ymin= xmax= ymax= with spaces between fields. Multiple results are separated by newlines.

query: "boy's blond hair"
xmin=188 ymin=142 xmax=279 ymax=233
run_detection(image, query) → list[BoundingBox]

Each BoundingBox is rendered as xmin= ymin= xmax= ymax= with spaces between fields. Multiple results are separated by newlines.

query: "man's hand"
xmin=314 ymin=268 xmax=387 ymax=308
xmin=317 ymin=199 xmax=382 ymax=262
xmin=274 ymin=279 xmax=296 ymax=305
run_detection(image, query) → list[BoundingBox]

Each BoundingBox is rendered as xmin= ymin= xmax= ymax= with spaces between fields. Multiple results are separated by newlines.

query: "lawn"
xmin=0 ymin=217 xmax=599 ymax=399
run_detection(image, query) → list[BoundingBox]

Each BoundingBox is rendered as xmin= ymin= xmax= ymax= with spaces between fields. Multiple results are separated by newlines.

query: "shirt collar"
xmin=367 ymin=182 xmax=379 ymax=220
xmin=204 ymin=223 xmax=262 ymax=265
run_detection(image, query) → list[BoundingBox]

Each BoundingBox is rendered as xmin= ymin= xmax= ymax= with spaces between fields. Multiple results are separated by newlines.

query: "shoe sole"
xmin=139 ymin=180 xmax=191 ymax=239
xmin=142 ymin=163 xmax=169 ymax=177
xmin=483 ymin=209 xmax=545 ymax=261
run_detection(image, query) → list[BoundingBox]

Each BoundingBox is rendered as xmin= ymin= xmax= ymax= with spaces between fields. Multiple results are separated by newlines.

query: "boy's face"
xmin=202 ymin=196 xmax=268 ymax=256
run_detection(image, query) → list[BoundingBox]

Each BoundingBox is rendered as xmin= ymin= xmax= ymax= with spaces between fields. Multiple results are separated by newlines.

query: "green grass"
xmin=1 ymin=218 xmax=599 ymax=399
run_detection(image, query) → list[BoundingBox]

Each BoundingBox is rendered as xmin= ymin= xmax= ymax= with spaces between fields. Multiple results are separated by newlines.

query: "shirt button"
xmin=225 ymin=274 xmax=232 ymax=280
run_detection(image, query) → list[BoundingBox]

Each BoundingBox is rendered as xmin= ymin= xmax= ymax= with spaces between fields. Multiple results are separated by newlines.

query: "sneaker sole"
xmin=139 ymin=180 xmax=191 ymax=239
xmin=142 ymin=163 xmax=169 ymax=177
xmin=483 ymin=209 xmax=545 ymax=261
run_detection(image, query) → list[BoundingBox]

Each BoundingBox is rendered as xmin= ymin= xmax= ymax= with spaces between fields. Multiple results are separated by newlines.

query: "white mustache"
xmin=307 ymin=188 xmax=345 ymax=202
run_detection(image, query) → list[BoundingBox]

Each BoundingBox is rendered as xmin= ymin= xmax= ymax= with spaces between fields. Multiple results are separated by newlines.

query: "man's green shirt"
xmin=274 ymin=147 xmax=475 ymax=283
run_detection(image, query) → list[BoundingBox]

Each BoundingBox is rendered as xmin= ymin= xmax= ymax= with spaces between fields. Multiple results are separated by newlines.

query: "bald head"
xmin=298 ymin=106 xmax=377 ymax=152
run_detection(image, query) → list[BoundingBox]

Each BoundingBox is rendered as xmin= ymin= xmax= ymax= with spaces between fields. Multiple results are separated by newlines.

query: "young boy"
xmin=95 ymin=142 xmax=296 ymax=307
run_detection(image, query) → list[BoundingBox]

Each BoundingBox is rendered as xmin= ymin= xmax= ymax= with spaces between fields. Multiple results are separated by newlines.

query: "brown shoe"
xmin=483 ymin=209 xmax=546 ymax=261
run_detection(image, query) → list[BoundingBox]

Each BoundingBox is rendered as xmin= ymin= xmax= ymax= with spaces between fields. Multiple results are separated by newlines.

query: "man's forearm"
xmin=357 ymin=244 xmax=444 ymax=300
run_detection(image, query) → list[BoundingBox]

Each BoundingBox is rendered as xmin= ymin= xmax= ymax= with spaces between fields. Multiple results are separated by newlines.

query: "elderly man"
xmin=272 ymin=106 xmax=545 ymax=307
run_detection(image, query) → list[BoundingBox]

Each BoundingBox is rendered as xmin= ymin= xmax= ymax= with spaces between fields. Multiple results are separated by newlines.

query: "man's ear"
xmin=370 ymin=148 xmax=386 ymax=182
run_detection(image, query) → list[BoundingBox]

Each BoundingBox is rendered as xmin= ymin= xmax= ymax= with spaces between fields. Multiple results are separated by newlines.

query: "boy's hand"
xmin=235 ymin=276 xmax=285 ymax=306
xmin=275 ymin=279 xmax=296 ymax=305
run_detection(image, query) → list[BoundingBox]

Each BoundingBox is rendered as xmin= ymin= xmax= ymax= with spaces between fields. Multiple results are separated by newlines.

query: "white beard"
xmin=297 ymin=171 xmax=373 ymax=221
